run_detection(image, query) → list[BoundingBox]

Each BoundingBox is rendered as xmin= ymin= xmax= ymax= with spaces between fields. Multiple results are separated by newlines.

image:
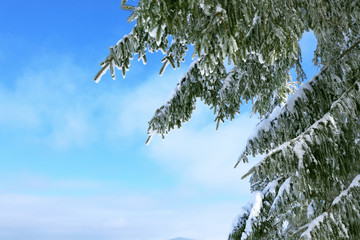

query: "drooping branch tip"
xmin=94 ymin=63 xmax=110 ymax=83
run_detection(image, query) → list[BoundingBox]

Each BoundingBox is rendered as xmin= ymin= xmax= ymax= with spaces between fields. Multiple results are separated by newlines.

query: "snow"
xmin=160 ymin=61 xmax=170 ymax=76
xmin=241 ymin=192 xmax=263 ymax=240
xmin=164 ymin=60 xmax=198 ymax=103
xmin=147 ymin=23 xmax=166 ymax=46
xmin=338 ymin=216 xmax=349 ymax=238
xmin=243 ymin=111 xmax=336 ymax=172
xmin=149 ymin=26 xmax=158 ymax=38
xmin=248 ymin=104 xmax=283 ymax=140
xmin=309 ymin=113 xmax=336 ymax=135
xmin=294 ymin=139 xmax=306 ymax=169
xmin=270 ymin=177 xmax=291 ymax=212
xmin=245 ymin=12 xmax=259 ymax=37
xmin=94 ymin=64 xmax=110 ymax=83
xmin=240 ymin=139 xmax=290 ymax=173
xmin=307 ymin=201 xmax=314 ymax=218
xmin=219 ymin=67 xmax=243 ymax=101
xmin=215 ymin=4 xmax=224 ymax=13
xmin=301 ymin=212 xmax=328 ymax=238
xmin=146 ymin=60 xmax=200 ymax=139
xmin=95 ymin=34 xmax=132 ymax=83
xmin=231 ymin=204 xmax=251 ymax=230
xmin=137 ymin=54 xmax=147 ymax=64
xmin=332 ymin=174 xmax=360 ymax=205
xmin=145 ymin=135 xmax=153 ymax=146
xmin=282 ymin=220 xmax=290 ymax=233
xmin=244 ymin=70 xmax=322 ymax=146
xmin=262 ymin=178 xmax=281 ymax=195
xmin=260 ymin=74 xmax=266 ymax=81
xmin=301 ymin=175 xmax=360 ymax=238
xmin=244 ymin=72 xmax=344 ymax=168
xmin=188 ymin=60 xmax=198 ymax=72
xmin=115 ymin=34 xmax=128 ymax=46
xmin=199 ymin=2 xmax=211 ymax=16
xmin=284 ymin=71 xmax=323 ymax=113
xmin=258 ymin=54 xmax=264 ymax=64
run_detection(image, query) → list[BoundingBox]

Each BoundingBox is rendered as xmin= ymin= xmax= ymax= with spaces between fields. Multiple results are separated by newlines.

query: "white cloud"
xmin=0 ymin=58 xmax=97 ymax=149
xmin=0 ymin=53 xmax=262 ymax=240
xmin=0 ymin=54 xmax=185 ymax=148
xmin=147 ymin=103 xmax=260 ymax=194
xmin=0 ymin=170 xmax=248 ymax=240
xmin=0 ymin=173 xmax=104 ymax=193
xmin=0 ymin=30 xmax=320 ymax=240
xmin=0 ymin=191 xmax=247 ymax=240
xmin=106 ymin=70 xmax=181 ymax=138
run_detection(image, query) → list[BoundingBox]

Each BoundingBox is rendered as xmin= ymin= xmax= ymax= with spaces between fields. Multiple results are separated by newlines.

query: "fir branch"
xmin=94 ymin=62 xmax=109 ymax=83
xmin=241 ymin=78 xmax=360 ymax=177
xmin=216 ymin=12 xmax=228 ymax=37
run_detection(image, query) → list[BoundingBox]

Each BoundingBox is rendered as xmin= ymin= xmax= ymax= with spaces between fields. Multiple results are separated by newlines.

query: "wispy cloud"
xmin=0 ymin=54 xmax=186 ymax=149
xmin=0 ymin=52 xmax=260 ymax=240
xmin=148 ymin=104 xmax=259 ymax=193
xmin=0 ymin=57 xmax=96 ymax=149
xmin=0 ymin=187 xmax=246 ymax=240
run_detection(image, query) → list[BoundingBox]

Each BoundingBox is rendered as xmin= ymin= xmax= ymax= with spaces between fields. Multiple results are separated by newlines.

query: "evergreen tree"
xmin=95 ymin=0 xmax=360 ymax=239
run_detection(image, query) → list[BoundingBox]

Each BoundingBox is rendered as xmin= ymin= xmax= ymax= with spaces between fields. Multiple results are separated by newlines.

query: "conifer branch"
xmin=241 ymin=166 xmax=255 ymax=179
xmin=216 ymin=12 xmax=228 ymax=37
xmin=94 ymin=62 xmax=109 ymax=82
xmin=96 ymin=2 xmax=360 ymax=237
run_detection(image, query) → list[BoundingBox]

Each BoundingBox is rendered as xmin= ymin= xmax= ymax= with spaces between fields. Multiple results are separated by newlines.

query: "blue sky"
xmin=0 ymin=1 xmax=317 ymax=240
